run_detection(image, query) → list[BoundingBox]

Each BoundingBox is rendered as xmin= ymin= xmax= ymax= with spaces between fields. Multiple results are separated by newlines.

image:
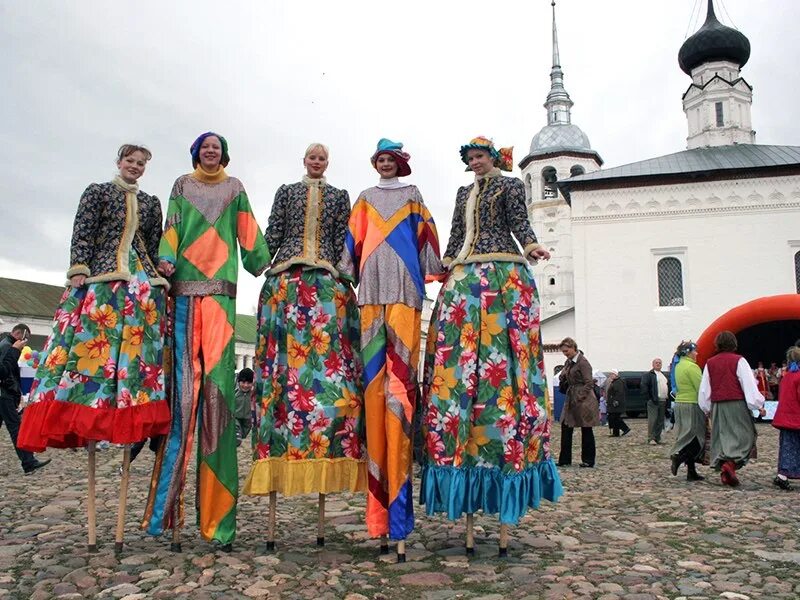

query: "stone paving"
xmin=0 ymin=420 xmax=798 ymax=600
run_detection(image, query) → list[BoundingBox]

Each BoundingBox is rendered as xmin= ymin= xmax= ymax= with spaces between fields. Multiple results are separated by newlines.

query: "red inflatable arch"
xmin=695 ymin=294 xmax=800 ymax=368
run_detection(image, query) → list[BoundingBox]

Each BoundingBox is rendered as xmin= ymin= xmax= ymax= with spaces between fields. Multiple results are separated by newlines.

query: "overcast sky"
xmin=2 ymin=0 xmax=799 ymax=314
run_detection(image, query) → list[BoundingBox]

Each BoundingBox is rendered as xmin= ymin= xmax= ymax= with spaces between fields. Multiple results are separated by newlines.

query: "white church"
xmin=524 ymin=0 xmax=800 ymax=375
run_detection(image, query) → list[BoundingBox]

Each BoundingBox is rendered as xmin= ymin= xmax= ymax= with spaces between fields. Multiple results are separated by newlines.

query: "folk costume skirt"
xmin=777 ymin=429 xmax=800 ymax=478
xmin=420 ymin=261 xmax=563 ymax=525
xmin=670 ymin=402 xmax=707 ymax=462
xmin=243 ymin=267 xmax=367 ymax=498
xmin=710 ymin=399 xmax=757 ymax=470
xmin=18 ymin=251 xmax=169 ymax=451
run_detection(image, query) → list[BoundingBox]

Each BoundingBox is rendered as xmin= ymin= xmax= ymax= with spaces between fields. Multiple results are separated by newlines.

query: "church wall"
xmin=570 ymin=174 xmax=800 ymax=371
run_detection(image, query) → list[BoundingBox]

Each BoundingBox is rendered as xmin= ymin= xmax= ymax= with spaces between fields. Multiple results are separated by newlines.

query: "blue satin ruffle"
xmin=419 ymin=460 xmax=564 ymax=525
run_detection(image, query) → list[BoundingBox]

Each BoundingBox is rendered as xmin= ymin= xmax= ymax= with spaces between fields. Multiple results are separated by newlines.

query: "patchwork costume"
xmin=143 ymin=134 xmax=270 ymax=546
xmin=243 ymin=175 xmax=367 ymax=498
xmin=339 ymin=139 xmax=442 ymax=541
xmin=421 ymin=138 xmax=562 ymax=526
xmin=19 ymin=176 xmax=170 ymax=451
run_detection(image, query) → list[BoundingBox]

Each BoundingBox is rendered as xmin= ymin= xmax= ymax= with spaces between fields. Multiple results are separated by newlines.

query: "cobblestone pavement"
xmin=1 ymin=421 xmax=797 ymax=600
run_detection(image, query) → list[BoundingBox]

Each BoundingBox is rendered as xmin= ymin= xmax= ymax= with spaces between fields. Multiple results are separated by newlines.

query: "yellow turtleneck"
xmin=191 ymin=166 xmax=228 ymax=184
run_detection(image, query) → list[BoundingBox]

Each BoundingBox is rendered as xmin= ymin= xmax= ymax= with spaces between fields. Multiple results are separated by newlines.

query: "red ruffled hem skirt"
xmin=18 ymin=399 xmax=171 ymax=452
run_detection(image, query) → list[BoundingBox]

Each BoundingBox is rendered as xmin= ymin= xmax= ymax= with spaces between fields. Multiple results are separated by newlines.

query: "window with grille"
xmin=715 ymin=102 xmax=724 ymax=127
xmin=795 ymin=251 xmax=800 ymax=293
xmin=658 ymin=257 xmax=684 ymax=306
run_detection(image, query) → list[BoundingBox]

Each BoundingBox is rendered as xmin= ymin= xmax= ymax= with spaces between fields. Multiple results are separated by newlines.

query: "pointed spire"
xmin=551 ymin=0 xmax=560 ymax=68
xmin=706 ymin=0 xmax=716 ymax=22
xmin=544 ymin=0 xmax=573 ymax=125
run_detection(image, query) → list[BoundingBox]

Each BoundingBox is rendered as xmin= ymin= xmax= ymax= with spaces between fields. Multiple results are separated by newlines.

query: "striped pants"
xmin=361 ymin=303 xmax=420 ymax=540
xmin=143 ymin=294 xmax=239 ymax=545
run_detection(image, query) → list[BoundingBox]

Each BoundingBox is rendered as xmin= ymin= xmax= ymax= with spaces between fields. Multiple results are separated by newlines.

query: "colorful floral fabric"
xmin=18 ymin=252 xmax=169 ymax=451
xmin=243 ymin=267 xmax=367 ymax=496
xmin=420 ymin=261 xmax=562 ymax=524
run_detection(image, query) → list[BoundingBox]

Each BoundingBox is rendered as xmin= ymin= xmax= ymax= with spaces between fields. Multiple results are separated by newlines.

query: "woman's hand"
xmin=158 ymin=260 xmax=175 ymax=276
xmin=70 ymin=274 xmax=86 ymax=288
xmin=758 ymin=407 xmax=767 ymax=417
xmin=530 ymin=247 xmax=551 ymax=261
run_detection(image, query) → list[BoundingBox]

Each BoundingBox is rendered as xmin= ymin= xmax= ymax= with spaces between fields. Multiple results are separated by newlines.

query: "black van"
xmin=604 ymin=371 xmax=669 ymax=418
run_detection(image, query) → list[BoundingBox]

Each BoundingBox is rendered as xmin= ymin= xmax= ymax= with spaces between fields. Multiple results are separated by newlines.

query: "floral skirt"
xmin=420 ymin=261 xmax=562 ymax=525
xmin=18 ymin=252 xmax=170 ymax=451
xmin=243 ymin=267 xmax=367 ymax=496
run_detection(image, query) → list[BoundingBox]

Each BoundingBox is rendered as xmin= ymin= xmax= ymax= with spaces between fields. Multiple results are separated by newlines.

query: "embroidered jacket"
xmin=265 ymin=179 xmax=350 ymax=277
xmin=159 ymin=170 xmax=271 ymax=297
xmin=339 ymin=184 xmax=442 ymax=309
xmin=442 ymin=172 xmax=541 ymax=268
xmin=67 ymin=181 xmax=166 ymax=286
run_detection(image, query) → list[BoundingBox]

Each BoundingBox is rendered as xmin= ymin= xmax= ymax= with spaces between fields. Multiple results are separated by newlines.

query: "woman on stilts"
xmin=669 ymin=341 xmax=706 ymax=482
xmin=18 ymin=144 xmax=171 ymax=553
xmin=339 ymin=138 xmax=443 ymax=561
xmin=698 ymin=330 xmax=765 ymax=487
xmin=142 ymin=132 xmax=271 ymax=551
xmin=243 ymin=143 xmax=367 ymax=550
xmin=420 ymin=137 xmax=563 ymax=557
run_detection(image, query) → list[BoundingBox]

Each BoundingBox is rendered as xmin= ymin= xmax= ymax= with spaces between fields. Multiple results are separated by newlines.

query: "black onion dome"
xmin=678 ymin=0 xmax=750 ymax=75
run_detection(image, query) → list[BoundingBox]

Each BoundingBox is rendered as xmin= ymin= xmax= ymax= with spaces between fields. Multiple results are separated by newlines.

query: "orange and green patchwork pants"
xmin=361 ymin=303 xmax=420 ymax=540
xmin=143 ymin=294 xmax=239 ymax=545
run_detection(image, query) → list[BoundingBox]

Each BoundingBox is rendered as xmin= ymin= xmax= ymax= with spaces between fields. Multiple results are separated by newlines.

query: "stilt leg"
xmin=465 ymin=513 xmax=475 ymax=556
xmin=87 ymin=442 xmax=98 ymax=553
xmin=317 ymin=493 xmax=325 ymax=546
xmin=498 ymin=523 xmax=509 ymax=558
xmin=170 ymin=505 xmax=182 ymax=553
xmin=396 ymin=540 xmax=406 ymax=563
xmin=379 ymin=534 xmax=389 ymax=555
xmin=114 ymin=446 xmax=132 ymax=555
xmin=265 ymin=491 xmax=276 ymax=552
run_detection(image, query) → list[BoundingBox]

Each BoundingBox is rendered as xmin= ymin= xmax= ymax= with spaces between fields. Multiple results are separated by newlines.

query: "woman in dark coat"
xmin=606 ymin=370 xmax=630 ymax=437
xmin=558 ymin=337 xmax=599 ymax=467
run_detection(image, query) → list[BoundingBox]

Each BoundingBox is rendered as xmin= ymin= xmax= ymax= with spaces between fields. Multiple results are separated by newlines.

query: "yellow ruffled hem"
xmin=243 ymin=457 xmax=368 ymax=497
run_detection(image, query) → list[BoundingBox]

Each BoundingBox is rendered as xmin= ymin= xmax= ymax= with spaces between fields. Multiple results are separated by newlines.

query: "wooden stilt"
xmin=465 ymin=513 xmax=475 ymax=556
xmin=114 ymin=446 xmax=132 ymax=555
xmin=498 ymin=523 xmax=509 ymax=558
xmin=396 ymin=539 xmax=406 ymax=563
xmin=317 ymin=493 xmax=326 ymax=546
xmin=265 ymin=491 xmax=276 ymax=552
xmin=87 ymin=441 xmax=98 ymax=553
xmin=379 ymin=534 xmax=389 ymax=555
xmin=170 ymin=504 xmax=182 ymax=553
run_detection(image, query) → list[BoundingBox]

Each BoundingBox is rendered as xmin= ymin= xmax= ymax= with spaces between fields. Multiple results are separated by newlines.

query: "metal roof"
xmin=0 ymin=278 xmax=65 ymax=319
xmin=560 ymin=144 xmax=800 ymax=188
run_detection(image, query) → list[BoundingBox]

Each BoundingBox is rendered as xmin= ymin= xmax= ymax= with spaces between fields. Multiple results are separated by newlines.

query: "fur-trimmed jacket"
xmin=265 ymin=179 xmax=350 ymax=277
xmin=442 ymin=170 xmax=541 ymax=268
xmin=67 ymin=181 xmax=166 ymax=286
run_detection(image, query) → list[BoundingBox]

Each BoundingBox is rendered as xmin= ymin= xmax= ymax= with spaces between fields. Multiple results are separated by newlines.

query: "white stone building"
xmin=527 ymin=0 xmax=800 ymax=376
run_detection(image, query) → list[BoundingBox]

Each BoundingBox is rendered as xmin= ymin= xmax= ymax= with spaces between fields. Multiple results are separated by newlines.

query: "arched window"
xmin=570 ymin=165 xmax=585 ymax=177
xmin=541 ymin=166 xmax=558 ymax=199
xmin=795 ymin=251 xmax=800 ymax=293
xmin=549 ymin=277 xmax=556 ymax=286
xmin=658 ymin=257 xmax=684 ymax=306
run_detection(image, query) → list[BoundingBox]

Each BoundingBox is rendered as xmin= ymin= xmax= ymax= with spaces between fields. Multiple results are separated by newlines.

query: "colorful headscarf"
xmin=190 ymin=131 xmax=230 ymax=168
xmin=370 ymin=138 xmax=411 ymax=177
xmin=460 ymin=136 xmax=513 ymax=172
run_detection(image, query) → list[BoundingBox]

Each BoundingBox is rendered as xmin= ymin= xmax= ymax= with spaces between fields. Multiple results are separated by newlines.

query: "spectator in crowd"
xmin=767 ymin=362 xmax=782 ymax=399
xmin=641 ymin=358 xmax=670 ymax=445
xmin=771 ymin=345 xmax=800 ymax=491
xmin=606 ymin=370 xmax=630 ymax=437
xmin=670 ymin=341 xmax=706 ymax=481
xmin=0 ymin=324 xmax=50 ymax=474
xmin=234 ymin=368 xmax=255 ymax=447
xmin=557 ymin=337 xmax=599 ymax=468
xmin=699 ymin=331 xmax=765 ymax=487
